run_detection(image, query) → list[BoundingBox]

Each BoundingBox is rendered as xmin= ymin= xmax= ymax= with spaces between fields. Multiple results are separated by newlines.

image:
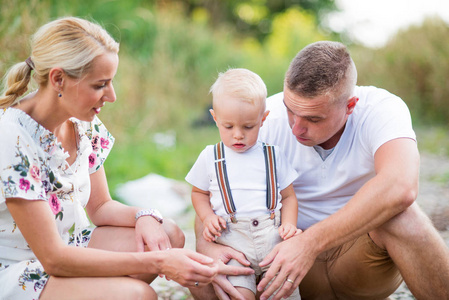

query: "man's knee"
xmin=370 ymin=202 xmax=436 ymax=249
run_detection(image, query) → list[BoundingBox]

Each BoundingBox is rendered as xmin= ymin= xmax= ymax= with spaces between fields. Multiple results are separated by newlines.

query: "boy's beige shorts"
xmin=216 ymin=212 xmax=301 ymax=299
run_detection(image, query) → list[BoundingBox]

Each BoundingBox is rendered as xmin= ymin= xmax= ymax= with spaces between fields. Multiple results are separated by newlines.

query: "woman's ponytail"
xmin=0 ymin=61 xmax=33 ymax=109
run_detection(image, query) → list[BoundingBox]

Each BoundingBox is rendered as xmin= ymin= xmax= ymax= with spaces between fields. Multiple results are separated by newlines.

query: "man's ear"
xmin=48 ymin=68 xmax=65 ymax=93
xmin=347 ymin=97 xmax=359 ymax=115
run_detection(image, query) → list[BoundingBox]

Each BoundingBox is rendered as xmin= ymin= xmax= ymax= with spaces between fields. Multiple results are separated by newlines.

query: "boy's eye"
xmin=245 ymin=126 xmax=254 ymax=129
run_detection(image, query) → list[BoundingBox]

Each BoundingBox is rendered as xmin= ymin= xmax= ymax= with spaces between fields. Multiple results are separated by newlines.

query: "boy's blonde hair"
xmin=0 ymin=17 xmax=119 ymax=108
xmin=210 ymin=68 xmax=267 ymax=111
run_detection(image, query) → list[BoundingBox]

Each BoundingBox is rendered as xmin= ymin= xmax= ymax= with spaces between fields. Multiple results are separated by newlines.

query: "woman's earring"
xmin=58 ymin=92 xmax=62 ymax=98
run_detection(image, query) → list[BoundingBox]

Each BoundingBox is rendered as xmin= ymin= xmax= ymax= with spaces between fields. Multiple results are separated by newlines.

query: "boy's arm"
xmin=192 ymin=186 xmax=226 ymax=242
xmin=191 ymin=186 xmax=214 ymax=222
xmin=279 ymin=184 xmax=298 ymax=226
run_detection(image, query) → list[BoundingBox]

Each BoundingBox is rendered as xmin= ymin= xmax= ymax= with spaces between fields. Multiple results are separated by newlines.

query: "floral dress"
xmin=0 ymin=108 xmax=114 ymax=299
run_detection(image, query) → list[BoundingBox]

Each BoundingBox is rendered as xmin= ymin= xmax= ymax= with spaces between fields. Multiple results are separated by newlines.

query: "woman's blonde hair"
xmin=0 ymin=17 xmax=119 ymax=108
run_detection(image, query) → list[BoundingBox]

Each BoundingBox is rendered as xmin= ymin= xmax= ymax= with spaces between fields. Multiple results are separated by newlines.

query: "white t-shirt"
xmin=186 ymin=141 xmax=298 ymax=218
xmin=259 ymin=86 xmax=416 ymax=230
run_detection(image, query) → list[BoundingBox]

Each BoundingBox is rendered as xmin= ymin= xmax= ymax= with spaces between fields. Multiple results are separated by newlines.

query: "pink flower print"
xmin=88 ymin=153 xmax=97 ymax=168
xmin=91 ymin=135 xmax=100 ymax=152
xmin=100 ymin=137 xmax=109 ymax=149
xmin=30 ymin=165 xmax=41 ymax=182
xmin=19 ymin=178 xmax=30 ymax=192
xmin=48 ymin=194 xmax=61 ymax=215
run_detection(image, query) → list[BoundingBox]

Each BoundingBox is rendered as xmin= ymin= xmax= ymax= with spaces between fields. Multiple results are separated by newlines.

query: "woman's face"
xmin=62 ymin=52 xmax=119 ymax=122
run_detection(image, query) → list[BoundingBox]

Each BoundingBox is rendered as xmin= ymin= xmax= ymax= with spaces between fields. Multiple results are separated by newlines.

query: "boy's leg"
xmin=370 ymin=202 xmax=449 ymax=299
xmin=235 ymin=286 xmax=256 ymax=300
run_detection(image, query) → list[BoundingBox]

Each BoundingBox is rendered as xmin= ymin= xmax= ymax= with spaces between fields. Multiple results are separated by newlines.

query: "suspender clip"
xmin=230 ymin=214 xmax=238 ymax=223
xmin=270 ymin=209 xmax=275 ymax=220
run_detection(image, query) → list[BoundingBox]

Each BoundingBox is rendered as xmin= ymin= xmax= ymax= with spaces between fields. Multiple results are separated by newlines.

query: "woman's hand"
xmin=159 ymin=249 xmax=218 ymax=287
xmin=197 ymin=237 xmax=254 ymax=299
xmin=135 ymin=216 xmax=171 ymax=252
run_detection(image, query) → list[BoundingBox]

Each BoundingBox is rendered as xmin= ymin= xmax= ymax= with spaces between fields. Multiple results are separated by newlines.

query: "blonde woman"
xmin=0 ymin=17 xmax=251 ymax=300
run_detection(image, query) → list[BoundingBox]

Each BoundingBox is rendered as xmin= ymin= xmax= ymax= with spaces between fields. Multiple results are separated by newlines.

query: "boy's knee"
xmin=165 ymin=218 xmax=185 ymax=248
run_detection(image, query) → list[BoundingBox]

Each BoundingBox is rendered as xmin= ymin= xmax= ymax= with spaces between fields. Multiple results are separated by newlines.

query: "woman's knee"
xmin=164 ymin=218 xmax=185 ymax=248
xmin=125 ymin=280 xmax=157 ymax=300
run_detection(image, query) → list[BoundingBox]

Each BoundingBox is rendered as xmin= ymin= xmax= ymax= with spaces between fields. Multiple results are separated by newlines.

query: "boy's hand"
xmin=202 ymin=215 xmax=227 ymax=242
xmin=278 ymin=223 xmax=301 ymax=240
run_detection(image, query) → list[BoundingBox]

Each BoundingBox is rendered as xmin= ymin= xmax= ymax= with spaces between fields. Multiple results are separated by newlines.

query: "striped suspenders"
xmin=214 ymin=141 xmax=279 ymax=223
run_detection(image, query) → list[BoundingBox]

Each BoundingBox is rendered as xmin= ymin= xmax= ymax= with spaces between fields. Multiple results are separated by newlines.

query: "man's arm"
xmin=258 ymin=138 xmax=420 ymax=300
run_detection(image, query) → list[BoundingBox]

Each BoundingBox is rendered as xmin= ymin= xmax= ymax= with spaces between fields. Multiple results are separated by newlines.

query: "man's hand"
xmin=257 ymin=233 xmax=317 ymax=300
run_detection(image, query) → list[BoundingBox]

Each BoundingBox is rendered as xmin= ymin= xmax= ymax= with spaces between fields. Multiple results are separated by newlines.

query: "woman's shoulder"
xmin=0 ymin=108 xmax=58 ymax=152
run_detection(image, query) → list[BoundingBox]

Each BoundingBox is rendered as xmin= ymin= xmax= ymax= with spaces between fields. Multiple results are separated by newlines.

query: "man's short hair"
xmin=285 ymin=41 xmax=357 ymax=103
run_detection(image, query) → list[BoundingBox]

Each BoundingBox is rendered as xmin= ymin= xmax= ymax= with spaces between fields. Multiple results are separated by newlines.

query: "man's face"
xmin=283 ymin=85 xmax=356 ymax=149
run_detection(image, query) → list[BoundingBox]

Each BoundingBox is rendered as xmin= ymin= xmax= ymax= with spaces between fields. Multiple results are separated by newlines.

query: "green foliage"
xmin=352 ymin=17 xmax=449 ymax=127
xmin=2 ymin=0 xmax=448 ymax=198
xmin=182 ymin=0 xmax=337 ymax=41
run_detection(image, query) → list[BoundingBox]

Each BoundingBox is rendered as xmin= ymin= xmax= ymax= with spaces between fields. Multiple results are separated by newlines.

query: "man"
xmin=192 ymin=41 xmax=449 ymax=300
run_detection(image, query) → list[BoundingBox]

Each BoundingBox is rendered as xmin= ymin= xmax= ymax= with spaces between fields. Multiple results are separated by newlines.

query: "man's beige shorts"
xmin=216 ymin=212 xmax=301 ymax=299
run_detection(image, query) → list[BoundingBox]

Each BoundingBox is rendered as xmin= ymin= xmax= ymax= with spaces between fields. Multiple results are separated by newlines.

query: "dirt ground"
xmin=152 ymin=152 xmax=449 ymax=299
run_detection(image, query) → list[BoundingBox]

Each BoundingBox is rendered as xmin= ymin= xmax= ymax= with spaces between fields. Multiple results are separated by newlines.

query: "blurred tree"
xmin=353 ymin=17 xmax=449 ymax=126
xmin=157 ymin=0 xmax=337 ymax=41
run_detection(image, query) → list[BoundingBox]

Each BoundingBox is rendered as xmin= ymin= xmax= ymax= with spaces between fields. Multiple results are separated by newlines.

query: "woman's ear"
xmin=48 ymin=68 xmax=65 ymax=93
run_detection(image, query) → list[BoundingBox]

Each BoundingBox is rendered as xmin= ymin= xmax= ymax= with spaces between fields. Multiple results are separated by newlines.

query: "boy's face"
xmin=210 ymin=96 xmax=269 ymax=153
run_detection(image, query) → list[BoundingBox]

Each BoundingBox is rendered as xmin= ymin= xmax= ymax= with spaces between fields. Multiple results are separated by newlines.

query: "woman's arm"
xmin=6 ymin=197 xmax=217 ymax=286
xmin=85 ymin=166 xmax=171 ymax=251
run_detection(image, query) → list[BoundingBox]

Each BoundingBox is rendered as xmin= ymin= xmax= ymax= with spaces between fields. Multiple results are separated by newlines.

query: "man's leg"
xmin=300 ymin=234 xmax=402 ymax=300
xmin=370 ymin=202 xmax=449 ymax=299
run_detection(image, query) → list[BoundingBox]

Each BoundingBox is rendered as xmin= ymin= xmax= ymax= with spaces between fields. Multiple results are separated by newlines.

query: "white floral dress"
xmin=0 ymin=108 xmax=114 ymax=299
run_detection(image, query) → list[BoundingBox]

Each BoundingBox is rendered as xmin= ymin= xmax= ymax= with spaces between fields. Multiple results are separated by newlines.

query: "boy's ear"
xmin=209 ymin=109 xmax=217 ymax=122
xmin=260 ymin=110 xmax=270 ymax=126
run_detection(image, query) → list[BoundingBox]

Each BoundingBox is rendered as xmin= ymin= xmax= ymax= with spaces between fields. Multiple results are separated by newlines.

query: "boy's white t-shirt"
xmin=186 ymin=141 xmax=298 ymax=218
xmin=259 ymin=86 xmax=416 ymax=230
